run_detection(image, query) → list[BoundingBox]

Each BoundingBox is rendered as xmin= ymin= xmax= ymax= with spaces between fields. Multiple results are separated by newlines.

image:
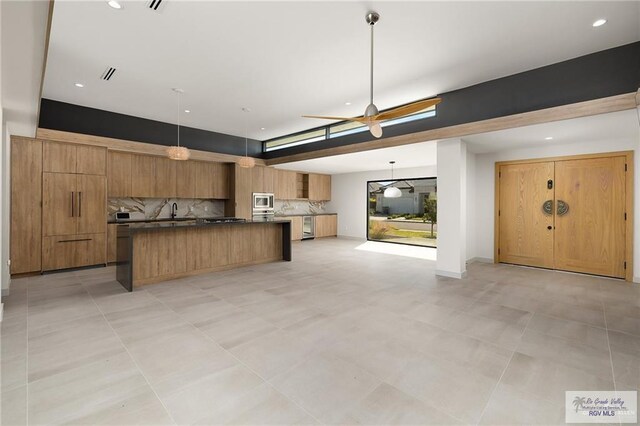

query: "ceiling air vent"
xmin=100 ymin=67 xmax=117 ymax=81
xmin=146 ymin=0 xmax=166 ymax=12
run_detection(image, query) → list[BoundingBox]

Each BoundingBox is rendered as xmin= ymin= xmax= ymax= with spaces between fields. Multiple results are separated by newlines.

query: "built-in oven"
xmin=252 ymin=193 xmax=275 ymax=216
xmin=302 ymin=216 xmax=315 ymax=240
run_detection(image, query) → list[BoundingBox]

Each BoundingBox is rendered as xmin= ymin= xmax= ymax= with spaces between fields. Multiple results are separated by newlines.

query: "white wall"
xmin=436 ymin=139 xmax=467 ymax=278
xmin=327 ymin=165 xmax=437 ymax=239
xmin=467 ymin=136 xmax=640 ymax=280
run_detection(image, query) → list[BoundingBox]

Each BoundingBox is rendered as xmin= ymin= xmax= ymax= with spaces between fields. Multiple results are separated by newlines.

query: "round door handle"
xmin=547 ymin=225 xmax=552 ymax=230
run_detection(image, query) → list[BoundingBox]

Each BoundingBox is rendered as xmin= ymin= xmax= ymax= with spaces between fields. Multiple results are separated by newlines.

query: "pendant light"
xmin=383 ymin=161 xmax=401 ymax=198
xmin=238 ymin=107 xmax=256 ymax=168
xmin=166 ymin=88 xmax=191 ymax=160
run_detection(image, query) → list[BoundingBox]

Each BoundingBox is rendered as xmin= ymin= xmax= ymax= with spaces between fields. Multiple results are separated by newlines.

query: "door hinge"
xmin=624 ymin=261 xmax=627 ymax=270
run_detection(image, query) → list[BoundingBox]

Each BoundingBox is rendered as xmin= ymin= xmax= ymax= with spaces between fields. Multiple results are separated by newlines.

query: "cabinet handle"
xmin=78 ymin=192 xmax=82 ymax=217
xmin=57 ymin=238 xmax=92 ymax=243
xmin=71 ymin=192 xmax=74 ymax=217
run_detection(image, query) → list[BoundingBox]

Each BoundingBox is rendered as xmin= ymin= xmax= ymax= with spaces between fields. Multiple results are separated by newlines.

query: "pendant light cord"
xmin=370 ymin=22 xmax=374 ymax=106
xmin=177 ymin=91 xmax=181 ymax=148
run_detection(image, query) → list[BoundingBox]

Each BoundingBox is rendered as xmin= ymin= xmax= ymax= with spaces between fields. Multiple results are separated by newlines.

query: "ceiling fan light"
xmin=238 ymin=156 xmax=256 ymax=168
xmin=384 ymin=187 xmax=402 ymax=198
xmin=368 ymin=123 xmax=383 ymax=138
xmin=166 ymin=146 xmax=191 ymax=161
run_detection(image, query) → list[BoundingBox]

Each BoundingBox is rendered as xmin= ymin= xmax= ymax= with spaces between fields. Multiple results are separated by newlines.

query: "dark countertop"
xmin=123 ymin=218 xmax=292 ymax=233
xmin=275 ymin=213 xmax=337 ymax=217
xmin=108 ymin=217 xmax=222 ymax=224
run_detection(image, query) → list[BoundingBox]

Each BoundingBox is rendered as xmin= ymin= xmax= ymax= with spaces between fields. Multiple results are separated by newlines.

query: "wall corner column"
xmin=436 ymin=138 xmax=467 ymax=279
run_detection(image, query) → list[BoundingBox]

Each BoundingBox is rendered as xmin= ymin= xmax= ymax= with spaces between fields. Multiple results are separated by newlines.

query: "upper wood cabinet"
xmin=276 ymin=169 xmax=298 ymax=200
xmin=175 ymin=160 xmax=196 ymax=198
xmin=10 ymin=137 xmax=42 ymax=274
xmin=154 ymin=157 xmax=177 ymax=198
xmin=43 ymin=141 xmax=106 ymax=175
xmin=108 ymin=154 xmax=229 ymax=199
xmin=252 ymin=166 xmax=276 ymax=194
xmin=309 ymin=173 xmax=331 ymax=201
xmin=107 ymin=151 xmax=132 ymax=197
xmin=131 ymin=155 xmax=156 ymax=197
xmin=77 ymin=145 xmax=107 ymax=175
xmin=194 ymin=161 xmax=215 ymax=199
xmin=213 ymin=163 xmax=230 ymax=199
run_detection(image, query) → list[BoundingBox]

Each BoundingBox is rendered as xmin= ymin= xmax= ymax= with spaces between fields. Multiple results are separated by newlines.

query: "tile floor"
xmin=1 ymin=238 xmax=639 ymax=425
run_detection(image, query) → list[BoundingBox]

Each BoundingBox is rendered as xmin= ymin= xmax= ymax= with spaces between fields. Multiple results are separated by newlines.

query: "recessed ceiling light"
xmin=184 ymin=109 xmax=190 ymax=113
xmin=108 ymin=0 xmax=122 ymax=9
xmin=260 ymin=127 xmax=266 ymax=130
xmin=74 ymin=83 xmax=84 ymax=88
xmin=345 ymin=102 xmax=351 ymax=106
xmin=545 ymin=136 xmax=553 ymax=140
xmin=592 ymin=18 xmax=607 ymax=27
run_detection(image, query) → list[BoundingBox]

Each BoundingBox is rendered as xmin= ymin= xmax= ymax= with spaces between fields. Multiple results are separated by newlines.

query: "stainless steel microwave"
xmin=252 ymin=193 xmax=275 ymax=214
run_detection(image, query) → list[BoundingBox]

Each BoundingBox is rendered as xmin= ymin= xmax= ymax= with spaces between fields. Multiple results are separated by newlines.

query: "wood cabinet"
xmin=227 ymin=164 xmax=253 ymax=220
xmin=43 ymin=173 xmax=78 ymax=237
xmin=309 ymin=173 xmax=331 ymax=201
xmin=42 ymin=233 xmax=105 ymax=271
xmin=107 ymin=151 xmax=132 ymax=197
xmin=175 ymin=160 xmax=196 ymax=198
xmin=252 ymin=166 xmax=275 ymax=194
xmin=315 ymin=215 xmax=338 ymax=238
xmin=154 ymin=157 xmax=177 ymax=198
xmin=43 ymin=141 xmax=106 ymax=175
xmin=213 ymin=163 xmax=230 ymax=199
xmin=76 ymin=174 xmax=107 ymax=234
xmin=287 ymin=216 xmax=303 ymax=241
xmin=10 ymin=137 xmax=42 ymax=274
xmin=276 ymin=169 xmax=298 ymax=200
xmin=42 ymin=171 xmax=106 ymax=271
xmin=131 ymin=155 xmax=156 ymax=197
xmin=107 ymin=223 xmax=118 ymax=263
xmin=43 ymin=173 xmax=106 ymax=237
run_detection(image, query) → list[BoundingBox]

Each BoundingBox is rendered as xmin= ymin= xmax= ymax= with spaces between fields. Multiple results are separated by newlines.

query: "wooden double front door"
xmin=496 ymin=153 xmax=632 ymax=279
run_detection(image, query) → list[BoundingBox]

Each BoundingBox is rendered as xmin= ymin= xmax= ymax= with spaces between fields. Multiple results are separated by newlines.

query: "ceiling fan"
xmin=303 ymin=11 xmax=441 ymax=138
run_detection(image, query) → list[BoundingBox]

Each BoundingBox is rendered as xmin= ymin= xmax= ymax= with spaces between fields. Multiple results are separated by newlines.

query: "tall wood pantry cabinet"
xmin=41 ymin=141 xmax=107 ymax=271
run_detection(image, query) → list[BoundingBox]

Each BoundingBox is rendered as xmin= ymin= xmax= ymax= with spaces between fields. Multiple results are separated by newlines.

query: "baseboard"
xmin=467 ymin=257 xmax=493 ymax=264
xmin=435 ymin=269 xmax=468 ymax=279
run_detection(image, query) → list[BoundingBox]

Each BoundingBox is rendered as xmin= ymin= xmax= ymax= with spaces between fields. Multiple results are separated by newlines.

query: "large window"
xmin=367 ymin=177 xmax=437 ymax=248
xmin=264 ymin=105 xmax=436 ymax=152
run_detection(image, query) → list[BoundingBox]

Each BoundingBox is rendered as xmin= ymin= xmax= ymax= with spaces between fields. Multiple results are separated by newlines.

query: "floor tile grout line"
xmin=601 ymin=300 xmax=619 ymax=393
xmin=144 ymin=289 xmax=324 ymax=425
xmin=83 ymin=284 xmax=179 ymax=426
xmin=26 ymin=277 xmax=29 ymax=426
xmin=475 ymin=304 xmax=534 ymax=426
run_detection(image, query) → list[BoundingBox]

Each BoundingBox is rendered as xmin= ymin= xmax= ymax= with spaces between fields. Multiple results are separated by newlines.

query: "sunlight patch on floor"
xmin=355 ymin=241 xmax=437 ymax=260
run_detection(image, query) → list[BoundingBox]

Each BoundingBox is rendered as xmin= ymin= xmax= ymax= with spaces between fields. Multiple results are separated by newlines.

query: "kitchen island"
xmin=116 ymin=219 xmax=291 ymax=291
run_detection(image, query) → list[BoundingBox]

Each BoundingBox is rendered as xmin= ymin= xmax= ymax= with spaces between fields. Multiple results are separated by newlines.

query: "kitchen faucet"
xmin=170 ymin=202 xmax=178 ymax=219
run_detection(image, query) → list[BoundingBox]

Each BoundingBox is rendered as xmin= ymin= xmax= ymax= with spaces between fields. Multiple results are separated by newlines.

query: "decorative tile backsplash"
xmin=108 ymin=198 xmax=225 ymax=221
xmin=274 ymin=200 xmax=327 ymax=216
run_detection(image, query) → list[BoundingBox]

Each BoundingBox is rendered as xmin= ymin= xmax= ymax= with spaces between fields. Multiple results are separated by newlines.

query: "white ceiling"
xmin=42 ymin=1 xmax=640 ymax=141
xmin=277 ymin=109 xmax=640 ymax=175
xmin=463 ymin=109 xmax=640 ymax=153
xmin=276 ymin=140 xmax=438 ymax=174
